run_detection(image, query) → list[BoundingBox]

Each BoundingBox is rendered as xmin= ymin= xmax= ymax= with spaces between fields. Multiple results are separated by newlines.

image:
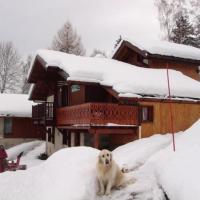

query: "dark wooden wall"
xmin=118 ymin=47 xmax=145 ymax=67
xmin=149 ymin=58 xmax=200 ymax=81
xmin=67 ymin=84 xmax=118 ymax=106
xmin=69 ymin=85 xmax=85 ymax=106
xmin=114 ymin=48 xmax=200 ymax=81
xmin=4 ymin=117 xmax=40 ymax=139
xmin=85 ymin=85 xmax=117 ymax=103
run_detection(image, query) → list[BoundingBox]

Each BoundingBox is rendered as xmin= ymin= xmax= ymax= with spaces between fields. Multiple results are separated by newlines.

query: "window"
xmin=71 ymin=85 xmax=80 ymax=93
xmin=143 ymin=59 xmax=149 ymax=65
xmin=4 ymin=118 xmax=12 ymax=135
xmin=141 ymin=106 xmax=153 ymax=122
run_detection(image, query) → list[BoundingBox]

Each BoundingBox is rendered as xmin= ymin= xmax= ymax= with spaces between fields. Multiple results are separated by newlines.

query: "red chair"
xmin=0 ymin=145 xmax=26 ymax=173
xmin=7 ymin=152 xmax=24 ymax=171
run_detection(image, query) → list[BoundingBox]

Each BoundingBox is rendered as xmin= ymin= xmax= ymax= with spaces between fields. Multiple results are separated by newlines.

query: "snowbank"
xmin=7 ymin=140 xmax=43 ymax=160
xmin=0 ymin=94 xmax=34 ymax=117
xmin=113 ymin=134 xmax=172 ymax=169
xmin=28 ymin=50 xmax=200 ymax=100
xmin=1 ymin=120 xmax=200 ymax=200
xmin=20 ymin=142 xmax=46 ymax=168
xmin=0 ymin=135 xmax=172 ymax=200
xmin=0 ymin=147 xmax=99 ymax=200
xmin=144 ymin=119 xmax=200 ymax=200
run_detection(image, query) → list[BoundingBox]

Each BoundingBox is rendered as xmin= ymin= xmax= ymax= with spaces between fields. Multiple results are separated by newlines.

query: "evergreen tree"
xmin=190 ymin=0 xmax=200 ymax=48
xmin=195 ymin=17 xmax=200 ymax=48
xmin=114 ymin=35 xmax=122 ymax=49
xmin=51 ymin=21 xmax=85 ymax=56
xmin=170 ymin=13 xmax=196 ymax=46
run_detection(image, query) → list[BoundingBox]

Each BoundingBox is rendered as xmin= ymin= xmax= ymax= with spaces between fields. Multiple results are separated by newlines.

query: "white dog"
xmin=96 ymin=149 xmax=125 ymax=195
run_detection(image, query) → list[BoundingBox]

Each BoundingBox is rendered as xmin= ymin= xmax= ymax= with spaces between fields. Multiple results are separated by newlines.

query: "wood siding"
xmin=115 ymin=47 xmax=145 ymax=67
xmin=69 ymin=85 xmax=85 ymax=106
xmin=3 ymin=117 xmax=40 ymax=139
xmin=113 ymin=46 xmax=200 ymax=81
xmin=140 ymin=101 xmax=200 ymax=138
xmin=85 ymin=85 xmax=118 ymax=103
xmin=149 ymin=58 xmax=200 ymax=81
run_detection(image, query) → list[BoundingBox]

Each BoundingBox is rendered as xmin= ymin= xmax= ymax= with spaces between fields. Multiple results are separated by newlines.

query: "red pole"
xmin=166 ymin=63 xmax=176 ymax=152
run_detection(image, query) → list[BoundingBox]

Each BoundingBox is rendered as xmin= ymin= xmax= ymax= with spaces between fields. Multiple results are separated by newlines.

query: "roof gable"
xmin=112 ymin=38 xmax=200 ymax=64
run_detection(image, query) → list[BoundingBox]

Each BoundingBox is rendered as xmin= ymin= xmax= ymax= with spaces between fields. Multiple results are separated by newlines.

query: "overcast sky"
xmin=0 ymin=0 xmax=160 ymax=58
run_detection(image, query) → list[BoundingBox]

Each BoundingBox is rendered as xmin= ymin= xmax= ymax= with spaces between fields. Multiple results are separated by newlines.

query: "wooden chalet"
xmin=112 ymin=39 xmax=200 ymax=81
xmin=0 ymin=94 xmax=42 ymax=148
xmin=28 ymin=50 xmax=200 ymax=155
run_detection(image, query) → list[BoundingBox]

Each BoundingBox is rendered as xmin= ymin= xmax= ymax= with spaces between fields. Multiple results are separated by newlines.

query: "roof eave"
xmin=148 ymin=53 xmax=200 ymax=65
xmin=113 ymin=40 xmax=200 ymax=65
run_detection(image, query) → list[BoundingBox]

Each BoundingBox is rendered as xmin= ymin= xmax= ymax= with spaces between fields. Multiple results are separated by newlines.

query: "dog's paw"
xmin=115 ymin=186 xmax=123 ymax=190
xmin=105 ymin=191 xmax=111 ymax=196
xmin=97 ymin=191 xmax=104 ymax=196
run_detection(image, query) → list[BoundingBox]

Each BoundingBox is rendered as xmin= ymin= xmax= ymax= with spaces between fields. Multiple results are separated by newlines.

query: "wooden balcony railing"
xmin=32 ymin=102 xmax=54 ymax=125
xmin=56 ymin=103 xmax=138 ymax=126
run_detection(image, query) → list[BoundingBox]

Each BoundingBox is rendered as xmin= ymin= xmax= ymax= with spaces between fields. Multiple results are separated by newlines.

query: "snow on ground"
xmin=20 ymin=142 xmax=46 ymax=168
xmin=1 ymin=119 xmax=200 ymax=200
xmin=143 ymin=119 xmax=200 ymax=200
xmin=6 ymin=140 xmax=45 ymax=168
xmin=7 ymin=140 xmax=43 ymax=160
xmin=0 ymin=136 xmax=171 ymax=200
xmin=113 ymin=134 xmax=173 ymax=169
xmin=0 ymin=147 xmax=99 ymax=200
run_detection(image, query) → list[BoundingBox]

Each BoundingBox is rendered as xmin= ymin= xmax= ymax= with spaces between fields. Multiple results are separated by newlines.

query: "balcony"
xmin=56 ymin=103 xmax=138 ymax=127
xmin=32 ymin=102 xmax=54 ymax=125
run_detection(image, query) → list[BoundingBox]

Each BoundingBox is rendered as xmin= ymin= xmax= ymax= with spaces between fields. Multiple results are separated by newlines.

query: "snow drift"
xmin=144 ymin=119 xmax=200 ymax=200
xmin=1 ymin=120 xmax=200 ymax=200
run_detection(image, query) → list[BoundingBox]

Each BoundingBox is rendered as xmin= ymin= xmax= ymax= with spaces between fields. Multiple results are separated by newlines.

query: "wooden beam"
xmin=67 ymin=80 xmax=99 ymax=86
xmin=94 ymin=132 xmax=99 ymax=148
xmin=90 ymin=127 xmax=137 ymax=135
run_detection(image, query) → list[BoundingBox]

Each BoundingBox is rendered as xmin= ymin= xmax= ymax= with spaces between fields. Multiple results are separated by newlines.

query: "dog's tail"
xmin=121 ymin=162 xmax=144 ymax=173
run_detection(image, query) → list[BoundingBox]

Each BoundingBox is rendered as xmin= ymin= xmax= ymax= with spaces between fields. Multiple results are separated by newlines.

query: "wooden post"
xmin=71 ymin=132 xmax=75 ymax=147
xmin=80 ymin=133 xmax=84 ymax=146
xmin=45 ymin=128 xmax=48 ymax=155
xmin=94 ymin=132 xmax=99 ymax=149
xmin=138 ymin=126 xmax=142 ymax=139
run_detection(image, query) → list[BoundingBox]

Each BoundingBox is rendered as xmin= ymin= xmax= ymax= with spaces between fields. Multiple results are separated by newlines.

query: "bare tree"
xmin=21 ymin=55 xmax=32 ymax=94
xmin=155 ymin=0 xmax=187 ymax=41
xmin=0 ymin=41 xmax=22 ymax=93
xmin=51 ymin=21 xmax=86 ymax=56
xmin=190 ymin=0 xmax=200 ymax=48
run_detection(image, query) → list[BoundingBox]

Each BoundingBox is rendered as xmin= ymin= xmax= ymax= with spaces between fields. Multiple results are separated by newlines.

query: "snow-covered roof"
xmin=0 ymin=94 xmax=34 ymax=117
xmin=29 ymin=49 xmax=200 ymax=100
xmin=112 ymin=37 xmax=200 ymax=62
